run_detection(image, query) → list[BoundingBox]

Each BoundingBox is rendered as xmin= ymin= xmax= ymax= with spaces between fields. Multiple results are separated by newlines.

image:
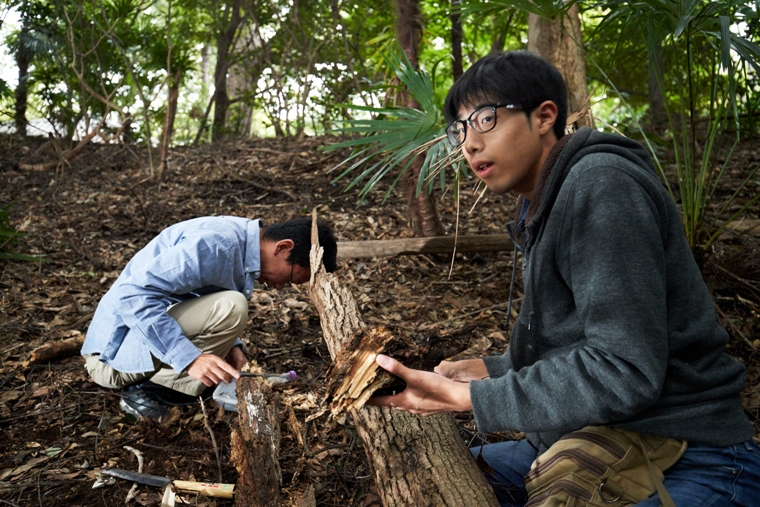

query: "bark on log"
xmin=318 ymin=325 xmax=475 ymax=419
xmin=24 ymin=336 xmax=85 ymax=366
xmin=231 ymin=368 xmax=282 ymax=507
xmin=337 ymin=234 xmax=513 ymax=259
xmin=307 ymin=211 xmax=499 ymax=507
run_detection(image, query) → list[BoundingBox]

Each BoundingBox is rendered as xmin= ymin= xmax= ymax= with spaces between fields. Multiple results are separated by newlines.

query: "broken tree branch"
xmin=307 ymin=209 xmax=499 ymax=506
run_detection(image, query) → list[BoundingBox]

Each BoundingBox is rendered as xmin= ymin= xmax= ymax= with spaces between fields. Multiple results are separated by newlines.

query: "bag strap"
xmin=637 ymin=436 xmax=676 ymax=507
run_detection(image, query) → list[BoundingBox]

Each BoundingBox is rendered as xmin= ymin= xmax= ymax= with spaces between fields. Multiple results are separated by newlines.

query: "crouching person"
xmin=82 ymin=216 xmax=337 ymax=420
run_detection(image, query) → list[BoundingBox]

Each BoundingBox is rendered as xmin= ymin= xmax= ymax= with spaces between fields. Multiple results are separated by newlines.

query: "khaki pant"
xmin=85 ymin=290 xmax=248 ymax=396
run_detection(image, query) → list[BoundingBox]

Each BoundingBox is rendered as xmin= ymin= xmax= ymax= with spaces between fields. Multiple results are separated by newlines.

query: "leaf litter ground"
xmin=0 ymin=133 xmax=758 ymax=506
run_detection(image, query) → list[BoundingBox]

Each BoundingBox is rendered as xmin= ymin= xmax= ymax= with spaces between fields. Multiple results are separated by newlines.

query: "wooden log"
xmin=307 ymin=211 xmax=499 ymax=507
xmin=24 ymin=336 xmax=85 ymax=366
xmin=318 ymin=325 xmax=475 ymax=419
xmin=337 ymin=234 xmax=513 ymax=259
xmin=231 ymin=366 xmax=282 ymax=507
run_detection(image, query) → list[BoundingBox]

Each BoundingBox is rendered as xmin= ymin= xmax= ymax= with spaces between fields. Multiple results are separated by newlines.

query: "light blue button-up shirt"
xmin=82 ymin=216 xmax=262 ymax=374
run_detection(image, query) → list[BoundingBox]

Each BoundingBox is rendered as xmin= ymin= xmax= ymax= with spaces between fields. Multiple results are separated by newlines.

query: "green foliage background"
xmin=1 ymin=0 xmax=759 ymax=249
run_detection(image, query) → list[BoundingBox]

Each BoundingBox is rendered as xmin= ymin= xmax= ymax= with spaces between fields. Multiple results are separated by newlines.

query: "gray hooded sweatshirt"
xmin=470 ymin=127 xmax=753 ymax=452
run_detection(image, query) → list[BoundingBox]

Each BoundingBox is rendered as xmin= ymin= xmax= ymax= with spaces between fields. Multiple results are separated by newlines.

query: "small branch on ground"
xmin=123 ymin=445 xmax=144 ymax=503
xmin=199 ymin=397 xmax=223 ymax=483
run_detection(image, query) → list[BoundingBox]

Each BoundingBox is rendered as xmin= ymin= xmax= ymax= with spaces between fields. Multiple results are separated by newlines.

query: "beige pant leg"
xmin=86 ymin=290 xmax=248 ymax=396
xmin=84 ymin=353 xmax=160 ymax=389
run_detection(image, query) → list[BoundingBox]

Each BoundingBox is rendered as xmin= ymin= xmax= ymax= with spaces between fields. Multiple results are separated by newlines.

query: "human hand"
xmin=366 ymin=354 xmax=472 ymax=415
xmin=187 ymin=353 xmax=240 ymax=386
xmin=434 ymin=358 xmax=489 ymax=382
xmin=226 ymin=346 xmax=247 ymax=370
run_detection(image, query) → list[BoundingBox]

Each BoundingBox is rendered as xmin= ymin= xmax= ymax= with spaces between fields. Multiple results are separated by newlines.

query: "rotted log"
xmin=318 ymin=324 xmax=475 ymax=419
xmin=307 ymin=210 xmax=499 ymax=507
xmin=230 ymin=364 xmax=282 ymax=507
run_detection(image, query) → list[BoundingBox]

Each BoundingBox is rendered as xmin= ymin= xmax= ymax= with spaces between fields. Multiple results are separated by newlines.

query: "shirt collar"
xmin=245 ymin=219 xmax=262 ymax=277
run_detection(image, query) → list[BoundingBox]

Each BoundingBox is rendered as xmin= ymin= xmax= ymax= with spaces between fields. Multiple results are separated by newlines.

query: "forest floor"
xmin=0 ymin=132 xmax=759 ymax=507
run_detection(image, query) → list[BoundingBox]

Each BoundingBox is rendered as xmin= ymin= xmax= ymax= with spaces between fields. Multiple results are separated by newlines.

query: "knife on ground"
xmin=100 ymin=468 xmax=234 ymax=499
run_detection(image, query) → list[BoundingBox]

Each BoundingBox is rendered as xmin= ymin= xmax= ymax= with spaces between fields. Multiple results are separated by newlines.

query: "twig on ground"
xmin=199 ymin=397 xmax=223 ymax=483
xmin=123 ymin=445 xmax=144 ymax=503
xmin=136 ymin=442 xmax=209 ymax=454
xmin=94 ymin=399 xmax=107 ymax=464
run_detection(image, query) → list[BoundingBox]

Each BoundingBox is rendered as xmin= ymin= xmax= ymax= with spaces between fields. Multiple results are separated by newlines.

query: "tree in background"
xmin=527 ymin=1 xmax=589 ymax=128
xmin=5 ymin=0 xmax=62 ymax=139
xmin=210 ymin=0 xmax=247 ymax=142
xmin=4 ymin=0 xmax=759 ymax=245
xmin=396 ymin=0 xmax=445 ymax=237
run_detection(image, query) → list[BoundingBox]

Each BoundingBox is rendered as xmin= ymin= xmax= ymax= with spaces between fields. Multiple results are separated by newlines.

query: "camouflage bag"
xmin=525 ymin=426 xmax=687 ymax=507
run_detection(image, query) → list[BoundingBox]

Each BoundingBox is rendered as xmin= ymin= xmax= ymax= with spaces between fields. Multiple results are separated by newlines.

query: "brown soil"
xmin=0 ymin=133 xmax=758 ymax=506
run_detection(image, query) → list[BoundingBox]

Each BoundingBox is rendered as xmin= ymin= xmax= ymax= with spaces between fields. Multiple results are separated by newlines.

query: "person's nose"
xmin=462 ymin=129 xmax=484 ymax=158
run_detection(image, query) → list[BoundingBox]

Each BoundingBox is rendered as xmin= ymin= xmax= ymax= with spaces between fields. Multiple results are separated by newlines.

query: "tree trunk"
xmin=14 ymin=26 xmax=30 ymax=138
xmin=231 ymin=374 xmax=282 ymax=507
xmin=402 ymin=159 xmax=445 ymax=238
xmin=648 ymin=43 xmax=668 ymax=135
xmin=158 ymin=69 xmax=181 ymax=179
xmin=212 ymin=0 xmax=244 ymax=142
xmin=227 ymin=24 xmax=259 ymax=137
xmin=307 ymin=212 xmax=499 ymax=507
xmin=451 ymin=0 xmax=463 ymax=82
xmin=396 ymin=0 xmax=445 ymax=238
xmin=527 ymin=3 xmax=589 ymax=129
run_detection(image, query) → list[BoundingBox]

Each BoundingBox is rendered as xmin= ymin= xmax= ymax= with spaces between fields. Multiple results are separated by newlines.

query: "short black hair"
xmin=262 ymin=218 xmax=338 ymax=273
xmin=444 ymin=51 xmax=568 ymax=140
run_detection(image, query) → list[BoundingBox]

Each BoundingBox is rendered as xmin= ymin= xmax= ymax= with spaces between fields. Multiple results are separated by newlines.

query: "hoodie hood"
xmin=511 ymin=127 xmax=657 ymax=246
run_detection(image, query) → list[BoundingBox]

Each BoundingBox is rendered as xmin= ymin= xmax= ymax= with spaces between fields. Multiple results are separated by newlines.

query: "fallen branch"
xmin=200 ymin=398 xmax=223 ymax=484
xmin=24 ymin=335 xmax=85 ymax=367
xmin=337 ymin=234 xmax=513 ymax=259
xmin=123 ymin=445 xmax=144 ymax=503
xmin=19 ymin=127 xmax=101 ymax=171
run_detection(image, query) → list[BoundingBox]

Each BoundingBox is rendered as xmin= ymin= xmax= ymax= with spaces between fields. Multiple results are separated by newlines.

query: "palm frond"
xmin=322 ymin=48 xmax=465 ymax=201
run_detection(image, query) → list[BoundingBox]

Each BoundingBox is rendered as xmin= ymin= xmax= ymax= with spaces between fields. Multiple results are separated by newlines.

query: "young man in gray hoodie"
xmin=369 ymin=51 xmax=760 ymax=506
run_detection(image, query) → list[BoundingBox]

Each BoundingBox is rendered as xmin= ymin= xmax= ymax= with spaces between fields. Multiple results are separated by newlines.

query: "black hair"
xmin=262 ymin=218 xmax=338 ymax=273
xmin=444 ymin=51 xmax=568 ymax=140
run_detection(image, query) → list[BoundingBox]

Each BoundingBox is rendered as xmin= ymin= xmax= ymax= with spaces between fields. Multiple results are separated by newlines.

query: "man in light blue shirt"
xmin=82 ymin=216 xmax=337 ymax=420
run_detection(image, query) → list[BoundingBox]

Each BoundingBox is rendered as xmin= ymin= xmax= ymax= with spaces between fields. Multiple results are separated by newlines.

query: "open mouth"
xmin=475 ymin=162 xmax=493 ymax=174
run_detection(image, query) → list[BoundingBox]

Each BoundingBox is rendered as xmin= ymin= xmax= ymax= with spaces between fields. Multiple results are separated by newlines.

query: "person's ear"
xmin=273 ymin=239 xmax=295 ymax=258
xmin=534 ymin=100 xmax=558 ymax=136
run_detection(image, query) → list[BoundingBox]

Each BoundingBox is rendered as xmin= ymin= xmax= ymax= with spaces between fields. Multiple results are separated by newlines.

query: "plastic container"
xmin=213 ymin=380 xmax=238 ymax=411
xmin=212 ymin=371 xmax=298 ymax=412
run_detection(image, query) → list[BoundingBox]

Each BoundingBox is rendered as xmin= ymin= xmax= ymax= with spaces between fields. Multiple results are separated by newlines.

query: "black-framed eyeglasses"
xmin=446 ymin=103 xmax=522 ymax=146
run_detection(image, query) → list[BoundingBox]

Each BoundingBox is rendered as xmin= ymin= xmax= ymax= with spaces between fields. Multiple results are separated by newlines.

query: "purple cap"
xmin=287 ymin=370 xmax=297 ymax=382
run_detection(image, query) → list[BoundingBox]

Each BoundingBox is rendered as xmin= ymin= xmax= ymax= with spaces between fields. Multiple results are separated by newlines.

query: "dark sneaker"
xmin=120 ymin=385 xmax=170 ymax=421
xmin=139 ymin=380 xmax=215 ymax=406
